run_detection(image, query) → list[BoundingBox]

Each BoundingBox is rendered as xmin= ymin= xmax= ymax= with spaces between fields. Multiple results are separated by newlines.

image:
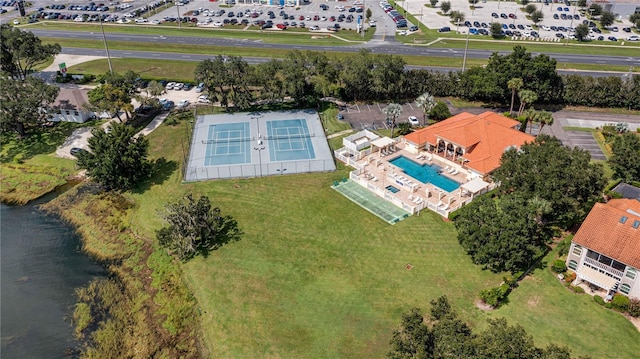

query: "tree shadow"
xmin=0 ymin=122 xmax=90 ymax=163
xmin=133 ymin=157 xmax=178 ymax=194
xmin=197 ymin=221 xmax=243 ymax=260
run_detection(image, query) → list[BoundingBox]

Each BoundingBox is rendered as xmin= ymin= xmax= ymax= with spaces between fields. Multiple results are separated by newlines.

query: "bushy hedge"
xmin=611 ymin=294 xmax=630 ymax=312
xmin=594 ymin=295 xmax=605 ymax=306
xmin=479 ymin=283 xmax=511 ymax=307
xmin=552 ymin=259 xmax=567 ymax=273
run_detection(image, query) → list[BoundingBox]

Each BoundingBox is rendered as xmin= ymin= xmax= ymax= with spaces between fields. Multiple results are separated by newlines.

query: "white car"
xmin=165 ymin=82 xmax=175 ymax=90
xmin=212 ymin=21 xmax=223 ymax=27
xmin=408 ymin=116 xmax=420 ymax=126
xmin=198 ymin=95 xmax=210 ymax=103
xmin=177 ymin=99 xmax=190 ymax=109
xmin=309 ymin=25 xmax=320 ymax=31
xmin=627 ymin=35 xmax=640 ymax=41
xmin=151 ymin=19 xmax=161 ymax=25
xmin=13 ymin=19 xmax=19 ymax=25
xmin=135 ymin=17 xmax=148 ymax=23
xmin=173 ymin=82 xmax=184 ymax=90
xmin=541 ymin=25 xmax=550 ymax=31
xmin=369 ymin=20 xmax=376 ymax=27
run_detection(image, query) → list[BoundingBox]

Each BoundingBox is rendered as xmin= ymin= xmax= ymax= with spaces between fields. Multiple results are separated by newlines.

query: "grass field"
xmin=123 ymin=112 xmax=640 ymax=358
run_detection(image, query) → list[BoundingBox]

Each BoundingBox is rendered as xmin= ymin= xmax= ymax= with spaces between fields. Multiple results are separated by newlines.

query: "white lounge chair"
xmin=415 ymin=153 xmax=423 ymax=159
xmin=451 ymin=169 xmax=459 ymax=176
xmin=448 ymin=167 xmax=455 ymax=173
xmin=444 ymin=166 xmax=450 ymax=171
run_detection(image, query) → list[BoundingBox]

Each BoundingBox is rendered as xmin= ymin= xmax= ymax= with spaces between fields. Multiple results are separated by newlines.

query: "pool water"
xmin=385 ymin=185 xmax=400 ymax=193
xmin=389 ymin=156 xmax=461 ymax=192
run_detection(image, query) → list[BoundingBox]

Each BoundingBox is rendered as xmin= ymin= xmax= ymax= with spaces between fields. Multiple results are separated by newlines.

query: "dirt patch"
xmin=527 ymin=295 xmax=541 ymax=309
xmin=475 ymin=299 xmax=494 ymax=311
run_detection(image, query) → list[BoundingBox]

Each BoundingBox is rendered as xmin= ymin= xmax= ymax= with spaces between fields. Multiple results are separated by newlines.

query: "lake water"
xmin=1 ymin=199 xmax=106 ymax=358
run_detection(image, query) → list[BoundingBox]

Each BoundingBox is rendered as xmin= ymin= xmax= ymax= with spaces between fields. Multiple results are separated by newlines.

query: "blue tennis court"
xmin=204 ymin=122 xmax=252 ymax=166
xmin=185 ymin=110 xmax=336 ymax=181
xmin=266 ymin=119 xmax=316 ymax=162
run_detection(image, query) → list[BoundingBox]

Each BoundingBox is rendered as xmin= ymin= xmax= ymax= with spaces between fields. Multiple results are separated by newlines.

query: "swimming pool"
xmin=389 ymin=156 xmax=461 ymax=192
xmin=385 ymin=185 xmax=400 ymax=193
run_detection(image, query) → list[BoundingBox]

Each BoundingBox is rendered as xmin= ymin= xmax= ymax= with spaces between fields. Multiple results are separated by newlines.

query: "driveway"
xmin=564 ymin=130 xmax=606 ymax=160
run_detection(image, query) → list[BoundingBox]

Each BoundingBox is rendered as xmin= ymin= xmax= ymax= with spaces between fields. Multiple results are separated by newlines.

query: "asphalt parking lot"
xmin=403 ymin=0 xmax=637 ymax=41
xmin=564 ymin=130 xmax=606 ymax=160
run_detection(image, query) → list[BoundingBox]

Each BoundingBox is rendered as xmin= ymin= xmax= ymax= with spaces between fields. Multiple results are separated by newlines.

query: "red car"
xmin=313 ymin=14 xmax=319 ymax=21
xmin=299 ymin=15 xmax=304 ymax=20
xmin=276 ymin=23 xmax=287 ymax=29
xmin=329 ymin=16 xmax=336 ymax=21
xmin=508 ymin=13 xmax=516 ymax=19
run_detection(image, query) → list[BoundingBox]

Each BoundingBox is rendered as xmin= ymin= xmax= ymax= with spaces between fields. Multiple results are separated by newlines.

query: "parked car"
xmin=438 ymin=26 xmax=450 ymax=33
xmin=409 ymin=25 xmax=418 ymax=32
xmin=70 ymin=147 xmax=86 ymax=157
xmin=627 ymin=35 xmax=640 ymax=41
xmin=177 ymin=99 xmax=190 ymax=109
xmin=408 ymin=116 xmax=419 ymax=126
xmin=198 ymin=95 xmax=210 ymax=103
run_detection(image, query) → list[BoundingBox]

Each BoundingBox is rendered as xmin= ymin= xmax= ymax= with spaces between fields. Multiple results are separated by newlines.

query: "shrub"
xmin=479 ymin=284 xmax=510 ymax=307
xmin=564 ymin=271 xmax=576 ymax=284
xmin=552 ymin=259 xmax=567 ymax=273
xmin=571 ymin=285 xmax=585 ymax=294
xmin=556 ymin=236 xmax=572 ymax=257
xmin=628 ymin=297 xmax=640 ymax=317
xmin=604 ymin=302 xmax=613 ymax=309
xmin=611 ymin=294 xmax=630 ymax=312
xmin=594 ymin=295 xmax=605 ymax=306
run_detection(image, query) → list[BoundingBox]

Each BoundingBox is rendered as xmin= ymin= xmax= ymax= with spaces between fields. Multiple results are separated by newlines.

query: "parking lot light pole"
xmin=462 ymin=30 xmax=470 ymax=72
xmin=176 ymin=2 xmax=181 ymax=29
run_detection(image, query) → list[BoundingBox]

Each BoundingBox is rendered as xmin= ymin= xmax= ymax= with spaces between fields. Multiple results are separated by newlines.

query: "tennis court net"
xmin=202 ymin=136 xmax=255 ymax=144
xmin=266 ymin=133 xmax=315 ymax=141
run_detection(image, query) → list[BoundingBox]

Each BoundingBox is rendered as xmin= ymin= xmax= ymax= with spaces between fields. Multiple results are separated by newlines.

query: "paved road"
xmin=29 ymin=29 xmax=640 ymax=70
xmin=53 ymin=46 xmax=633 ymax=78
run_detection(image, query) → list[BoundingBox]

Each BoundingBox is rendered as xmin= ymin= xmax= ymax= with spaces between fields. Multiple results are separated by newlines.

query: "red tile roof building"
xmin=403 ymin=112 xmax=535 ymax=178
xmin=566 ymin=199 xmax=640 ymax=298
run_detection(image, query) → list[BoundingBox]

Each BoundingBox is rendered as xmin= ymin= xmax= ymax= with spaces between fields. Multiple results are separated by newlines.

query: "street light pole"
xmin=462 ymin=30 xmax=470 ymax=72
xmin=99 ymin=16 xmax=113 ymax=74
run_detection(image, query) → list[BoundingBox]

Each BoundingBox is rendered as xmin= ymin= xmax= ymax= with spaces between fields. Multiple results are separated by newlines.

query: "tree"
xmin=609 ymin=132 xmax=640 ymax=182
xmin=600 ymin=11 xmax=615 ymax=28
xmin=517 ymin=89 xmax=538 ymax=116
xmin=0 ymin=76 xmax=59 ymax=138
xmin=450 ymin=11 xmax=466 ymax=32
xmin=537 ymin=110 xmax=554 ymax=133
xmin=146 ymin=80 xmax=165 ymax=97
xmin=366 ymin=7 xmax=372 ymax=21
xmin=492 ymin=134 xmax=606 ymax=228
xmin=521 ymin=0 xmax=530 ymax=5
xmin=577 ymin=0 xmax=587 ymax=8
xmin=195 ymin=56 xmax=232 ymax=109
xmin=507 ymin=77 xmax=524 ymax=115
xmin=429 ymin=296 xmax=452 ymax=321
xmin=387 ymin=307 xmax=432 ymax=359
xmin=530 ymin=10 xmax=544 ymax=26
xmin=454 ymin=194 xmax=548 ymax=273
xmin=382 ymin=103 xmax=403 ymax=138
xmin=1 ymin=24 xmax=61 ymax=80
xmin=468 ymin=0 xmax=479 ymax=8
xmin=430 ymin=0 xmax=438 ymax=7
xmin=524 ymin=4 xmax=537 ymax=15
xmin=428 ymin=101 xmax=451 ymax=121
xmin=475 ymin=318 xmax=538 ymax=359
xmin=414 ymin=92 xmax=436 ymax=126
xmin=575 ymin=24 xmax=590 ymax=41
xmin=588 ymin=3 xmax=602 ymax=17
xmin=76 ymin=122 xmax=151 ymax=191
xmin=157 ymin=194 xmax=242 ymax=261
xmin=88 ymin=83 xmax=133 ymax=122
xmin=490 ymin=22 xmax=504 ymax=38
xmin=440 ymin=1 xmax=451 ymax=14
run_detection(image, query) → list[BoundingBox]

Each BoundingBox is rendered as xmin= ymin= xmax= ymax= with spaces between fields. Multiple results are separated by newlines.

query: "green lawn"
xmin=125 ymin=112 xmax=640 ymax=358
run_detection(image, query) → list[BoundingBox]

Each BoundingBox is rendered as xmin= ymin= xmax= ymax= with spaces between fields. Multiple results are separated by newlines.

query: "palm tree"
xmin=507 ymin=78 xmax=523 ymax=116
xmin=522 ymin=108 xmax=538 ymax=134
xmin=528 ymin=196 xmax=552 ymax=225
xmin=414 ymin=92 xmax=435 ymax=126
xmin=382 ymin=103 xmax=403 ymax=138
xmin=537 ymin=110 xmax=554 ymax=135
xmin=517 ymin=89 xmax=538 ymax=117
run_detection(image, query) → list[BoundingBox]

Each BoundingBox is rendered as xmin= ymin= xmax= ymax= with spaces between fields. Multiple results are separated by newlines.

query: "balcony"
xmin=583 ymin=257 xmax=624 ymax=279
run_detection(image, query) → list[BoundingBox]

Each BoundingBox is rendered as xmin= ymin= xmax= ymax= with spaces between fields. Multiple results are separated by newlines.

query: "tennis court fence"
xmin=184 ymin=158 xmax=335 ymax=182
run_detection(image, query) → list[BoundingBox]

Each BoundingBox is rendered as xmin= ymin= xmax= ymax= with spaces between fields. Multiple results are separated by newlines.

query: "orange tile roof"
xmin=572 ymin=199 xmax=640 ymax=269
xmin=403 ymin=112 xmax=534 ymax=175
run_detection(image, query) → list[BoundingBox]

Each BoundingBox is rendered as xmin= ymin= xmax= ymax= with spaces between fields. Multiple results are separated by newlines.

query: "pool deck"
xmin=348 ymin=142 xmax=482 ymax=217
